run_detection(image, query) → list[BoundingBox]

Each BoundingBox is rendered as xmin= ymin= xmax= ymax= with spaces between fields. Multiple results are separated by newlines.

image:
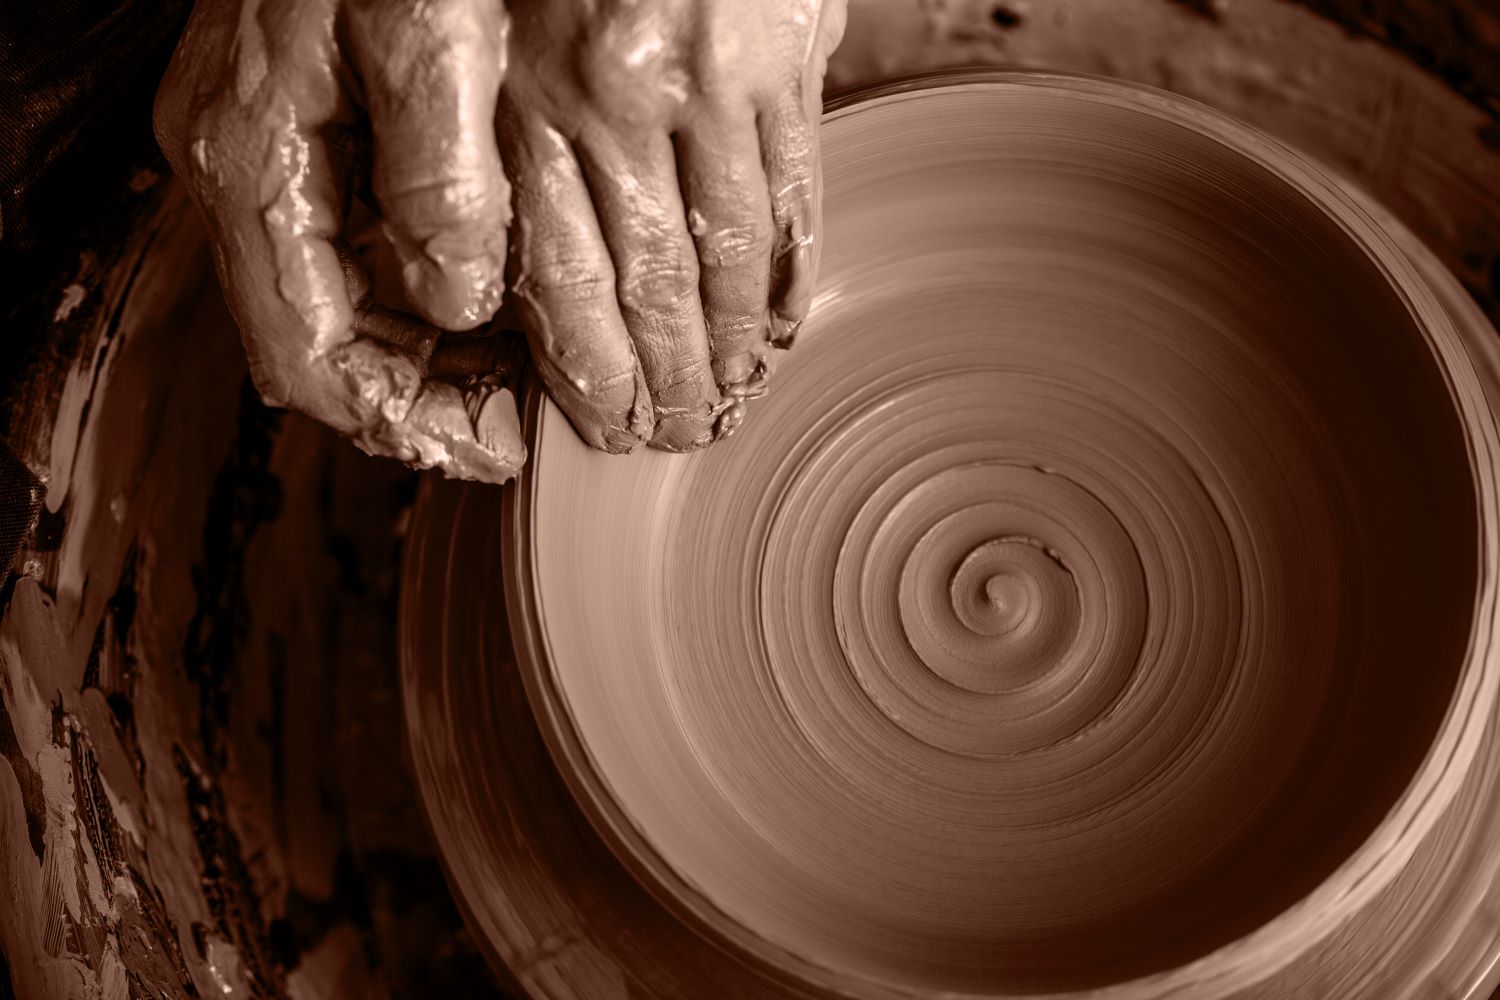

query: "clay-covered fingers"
xmin=346 ymin=0 xmax=510 ymax=331
xmin=155 ymin=0 xmax=523 ymax=483
xmin=576 ymin=128 xmax=723 ymax=451
xmin=758 ymin=94 xmax=822 ymax=349
xmin=500 ymin=106 xmax=654 ymax=453
xmin=491 ymin=0 xmax=847 ymax=456
xmin=674 ymin=111 xmax=776 ymax=406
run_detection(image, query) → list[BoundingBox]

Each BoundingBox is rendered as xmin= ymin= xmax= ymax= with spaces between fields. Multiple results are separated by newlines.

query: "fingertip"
xmin=713 ymin=346 xmax=759 ymax=390
xmin=405 ymin=381 xmax=526 ymax=484
xmin=649 ymin=380 xmax=721 ymax=452
xmin=326 ymin=339 xmax=527 ymax=483
xmin=650 ymin=418 xmax=716 ymax=453
xmin=721 ymin=344 xmax=775 ymax=399
xmin=538 ymin=356 xmax=656 ymax=455
xmin=384 ymin=205 xmax=509 ymax=331
xmin=474 ymin=385 xmax=528 ymax=474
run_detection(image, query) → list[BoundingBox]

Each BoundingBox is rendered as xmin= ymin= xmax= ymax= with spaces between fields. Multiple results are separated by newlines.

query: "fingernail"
xmin=714 ymin=350 xmax=757 ymax=388
xmin=473 ymin=386 xmax=525 ymax=465
xmin=727 ymin=353 xmax=775 ymax=399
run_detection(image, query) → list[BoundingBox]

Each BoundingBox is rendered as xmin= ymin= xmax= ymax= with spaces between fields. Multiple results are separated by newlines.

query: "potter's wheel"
xmin=400 ymin=74 xmax=1500 ymax=998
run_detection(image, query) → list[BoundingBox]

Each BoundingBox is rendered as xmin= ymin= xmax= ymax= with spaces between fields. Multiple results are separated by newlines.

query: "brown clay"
xmin=401 ymin=73 xmax=1500 ymax=998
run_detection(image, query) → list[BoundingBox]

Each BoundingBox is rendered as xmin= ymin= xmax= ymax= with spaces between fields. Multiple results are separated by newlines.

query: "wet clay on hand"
xmin=155 ymin=0 xmax=846 ymax=480
xmin=499 ymin=0 xmax=846 ymax=453
xmin=400 ymin=76 xmax=1500 ymax=998
xmin=155 ymin=0 xmax=521 ymax=482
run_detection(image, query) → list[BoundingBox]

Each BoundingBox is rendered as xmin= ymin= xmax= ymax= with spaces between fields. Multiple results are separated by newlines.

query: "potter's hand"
xmin=501 ymin=0 xmax=847 ymax=451
xmin=155 ymin=0 xmax=522 ymax=483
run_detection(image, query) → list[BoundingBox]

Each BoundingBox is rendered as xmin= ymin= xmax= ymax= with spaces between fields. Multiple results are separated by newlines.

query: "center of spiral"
xmin=947 ymin=536 xmax=1069 ymax=650
xmin=983 ymin=573 xmax=1027 ymax=625
xmin=839 ymin=462 xmax=1146 ymax=753
xmin=901 ymin=522 xmax=1084 ymax=695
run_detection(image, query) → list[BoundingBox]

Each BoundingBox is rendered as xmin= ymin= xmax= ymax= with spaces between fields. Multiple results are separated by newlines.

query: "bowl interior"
xmin=515 ymin=81 xmax=1479 ymax=994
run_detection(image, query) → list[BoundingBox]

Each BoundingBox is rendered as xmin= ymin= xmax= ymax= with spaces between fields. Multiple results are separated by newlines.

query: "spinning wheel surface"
xmin=401 ymin=74 xmax=1500 ymax=999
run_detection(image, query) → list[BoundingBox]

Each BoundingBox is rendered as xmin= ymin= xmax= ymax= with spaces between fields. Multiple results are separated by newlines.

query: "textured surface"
xmin=401 ymin=76 xmax=1500 ymax=998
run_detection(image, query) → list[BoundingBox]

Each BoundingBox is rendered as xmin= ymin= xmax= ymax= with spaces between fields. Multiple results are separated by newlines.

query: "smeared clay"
xmin=401 ymin=74 xmax=1500 ymax=998
xmin=498 ymin=0 xmax=847 ymax=454
xmin=155 ymin=0 xmax=848 ymax=478
xmin=154 ymin=0 xmax=524 ymax=485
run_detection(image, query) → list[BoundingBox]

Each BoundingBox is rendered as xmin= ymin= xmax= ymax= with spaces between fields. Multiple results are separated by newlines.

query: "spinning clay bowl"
xmin=400 ymin=73 xmax=1500 ymax=998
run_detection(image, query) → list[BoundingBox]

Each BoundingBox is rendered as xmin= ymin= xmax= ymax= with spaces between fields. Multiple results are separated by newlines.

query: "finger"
xmin=265 ymin=200 xmax=525 ymax=481
xmin=346 ymin=0 xmax=510 ymax=331
xmin=330 ymin=243 xmax=526 ymax=482
xmin=576 ymin=127 xmax=722 ymax=452
xmin=757 ymin=93 xmax=822 ymax=349
xmin=330 ymin=337 xmax=525 ymax=484
xmin=675 ymin=107 xmax=776 ymax=404
xmin=499 ymin=100 xmax=654 ymax=453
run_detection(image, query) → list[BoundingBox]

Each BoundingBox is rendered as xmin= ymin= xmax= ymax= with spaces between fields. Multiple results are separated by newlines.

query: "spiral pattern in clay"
xmin=402 ymin=76 xmax=1500 ymax=999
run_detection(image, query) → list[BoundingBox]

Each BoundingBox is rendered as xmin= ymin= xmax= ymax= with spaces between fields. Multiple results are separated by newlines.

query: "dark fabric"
xmin=0 ymin=436 xmax=43 ymax=585
xmin=0 ymin=2 xmax=189 ymax=447
xmin=0 ymin=0 xmax=189 ymax=248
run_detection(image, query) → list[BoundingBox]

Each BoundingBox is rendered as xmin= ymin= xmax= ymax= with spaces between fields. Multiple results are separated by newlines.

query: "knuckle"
xmin=699 ymin=224 xmax=773 ymax=271
xmin=525 ymin=245 xmax=614 ymax=304
xmin=380 ymin=164 xmax=509 ymax=230
xmin=766 ymin=117 xmax=815 ymax=172
xmin=154 ymin=48 xmax=238 ymax=184
xmin=652 ymin=358 xmax=714 ymax=396
xmin=584 ymin=365 xmax=644 ymax=410
xmin=617 ymin=250 xmax=698 ymax=313
xmin=709 ymin=313 xmax=765 ymax=351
